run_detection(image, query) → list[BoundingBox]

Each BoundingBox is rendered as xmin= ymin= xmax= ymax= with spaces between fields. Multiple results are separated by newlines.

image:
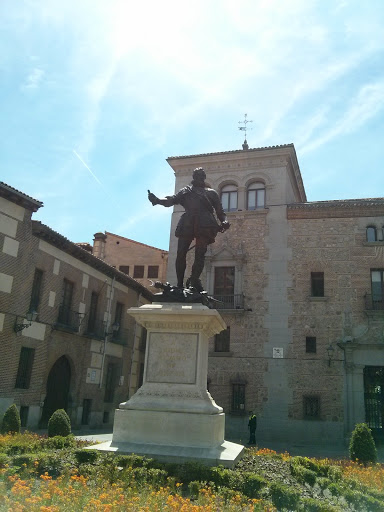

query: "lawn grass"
xmin=1 ymin=433 xmax=383 ymax=511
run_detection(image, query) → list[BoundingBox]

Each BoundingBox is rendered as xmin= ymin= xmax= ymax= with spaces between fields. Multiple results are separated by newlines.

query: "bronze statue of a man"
xmin=148 ymin=167 xmax=230 ymax=291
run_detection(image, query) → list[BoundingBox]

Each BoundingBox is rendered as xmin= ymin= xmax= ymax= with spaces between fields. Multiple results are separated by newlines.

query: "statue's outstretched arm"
xmin=148 ymin=190 xmax=175 ymax=207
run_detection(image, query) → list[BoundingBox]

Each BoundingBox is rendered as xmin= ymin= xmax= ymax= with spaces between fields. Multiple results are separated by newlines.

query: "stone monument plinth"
xmin=92 ymin=303 xmax=244 ymax=467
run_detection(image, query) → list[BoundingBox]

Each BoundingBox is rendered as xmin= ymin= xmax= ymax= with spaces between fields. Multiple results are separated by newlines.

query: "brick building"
xmin=0 ymin=182 xmax=152 ymax=430
xmin=165 ymin=144 xmax=384 ymax=445
xmin=92 ymin=231 xmax=168 ymax=292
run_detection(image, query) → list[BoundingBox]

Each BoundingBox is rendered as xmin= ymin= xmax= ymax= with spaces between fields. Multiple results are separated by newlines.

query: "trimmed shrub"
xmin=1 ymin=404 xmax=21 ymax=434
xmin=47 ymin=409 xmax=71 ymax=438
xmin=290 ymin=462 xmax=317 ymax=486
xmin=300 ymin=497 xmax=339 ymax=511
xmin=270 ymin=481 xmax=300 ymax=510
xmin=12 ymin=453 xmax=37 ymax=470
xmin=242 ymin=472 xmax=267 ymax=498
xmin=349 ymin=422 xmax=377 ymax=464
xmin=327 ymin=465 xmax=342 ymax=482
xmin=74 ymin=449 xmax=99 ymax=465
xmin=0 ymin=453 xmax=10 ymax=467
xmin=115 ymin=454 xmax=154 ymax=469
xmin=44 ymin=435 xmax=75 ymax=450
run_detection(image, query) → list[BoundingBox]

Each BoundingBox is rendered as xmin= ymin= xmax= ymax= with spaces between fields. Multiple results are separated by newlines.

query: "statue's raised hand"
xmin=148 ymin=190 xmax=159 ymax=205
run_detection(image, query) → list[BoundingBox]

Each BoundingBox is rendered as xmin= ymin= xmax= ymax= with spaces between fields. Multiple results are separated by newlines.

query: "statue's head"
xmin=192 ymin=167 xmax=206 ymax=185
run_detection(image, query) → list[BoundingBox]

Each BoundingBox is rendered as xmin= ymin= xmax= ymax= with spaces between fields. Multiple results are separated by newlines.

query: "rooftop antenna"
xmin=238 ymin=113 xmax=252 ymax=150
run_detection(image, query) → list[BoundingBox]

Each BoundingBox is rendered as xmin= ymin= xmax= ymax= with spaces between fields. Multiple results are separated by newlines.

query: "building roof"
xmin=167 ymin=143 xmax=295 ymax=160
xmin=104 ymin=231 xmax=168 ymax=253
xmin=32 ymin=221 xmax=153 ymax=300
xmin=0 ymin=182 xmax=43 ymax=211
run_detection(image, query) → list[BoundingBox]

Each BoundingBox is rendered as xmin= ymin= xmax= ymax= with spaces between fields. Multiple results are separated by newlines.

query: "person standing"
xmin=248 ymin=411 xmax=257 ymax=445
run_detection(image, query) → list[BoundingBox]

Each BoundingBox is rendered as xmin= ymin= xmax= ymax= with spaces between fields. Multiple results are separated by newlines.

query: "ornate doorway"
xmin=40 ymin=356 xmax=71 ymax=427
xmin=364 ymin=366 xmax=384 ymax=440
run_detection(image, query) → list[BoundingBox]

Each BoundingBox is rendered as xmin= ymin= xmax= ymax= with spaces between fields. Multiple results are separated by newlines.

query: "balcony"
xmin=212 ymin=294 xmax=244 ymax=311
xmin=110 ymin=327 xmax=134 ymax=348
xmin=55 ymin=305 xmax=82 ymax=331
xmin=84 ymin=319 xmax=105 ymax=340
xmin=364 ymin=294 xmax=384 ymax=311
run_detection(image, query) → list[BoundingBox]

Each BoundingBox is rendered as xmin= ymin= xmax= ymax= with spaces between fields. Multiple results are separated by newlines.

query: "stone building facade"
xmin=0 ymin=182 xmax=152 ymax=430
xmin=165 ymin=144 xmax=384 ymax=445
xmin=92 ymin=231 xmax=168 ymax=292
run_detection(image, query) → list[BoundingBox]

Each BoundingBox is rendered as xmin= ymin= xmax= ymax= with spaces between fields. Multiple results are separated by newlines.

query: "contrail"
xmin=73 ymin=150 xmax=103 ymax=186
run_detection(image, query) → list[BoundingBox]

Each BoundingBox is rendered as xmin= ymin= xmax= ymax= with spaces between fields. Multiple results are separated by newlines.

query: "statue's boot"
xmin=186 ymin=276 xmax=204 ymax=292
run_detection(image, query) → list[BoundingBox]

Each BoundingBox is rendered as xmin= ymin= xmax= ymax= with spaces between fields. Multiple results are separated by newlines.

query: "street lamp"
xmin=14 ymin=310 xmax=38 ymax=333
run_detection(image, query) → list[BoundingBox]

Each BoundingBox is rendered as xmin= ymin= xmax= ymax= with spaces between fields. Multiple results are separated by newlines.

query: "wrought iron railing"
xmin=110 ymin=327 xmax=134 ymax=347
xmin=213 ymin=294 xmax=244 ymax=310
xmin=56 ymin=305 xmax=81 ymax=330
xmin=84 ymin=319 xmax=105 ymax=339
xmin=364 ymin=294 xmax=384 ymax=311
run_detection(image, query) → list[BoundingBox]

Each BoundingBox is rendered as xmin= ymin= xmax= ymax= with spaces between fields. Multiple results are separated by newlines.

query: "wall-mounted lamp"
xmin=14 ymin=310 xmax=38 ymax=333
xmin=326 ymin=343 xmax=335 ymax=366
xmin=106 ymin=322 xmax=120 ymax=336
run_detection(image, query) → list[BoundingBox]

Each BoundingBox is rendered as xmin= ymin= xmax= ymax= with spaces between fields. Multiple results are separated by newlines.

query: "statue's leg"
xmin=189 ymin=238 xmax=208 ymax=291
xmin=176 ymin=237 xmax=193 ymax=288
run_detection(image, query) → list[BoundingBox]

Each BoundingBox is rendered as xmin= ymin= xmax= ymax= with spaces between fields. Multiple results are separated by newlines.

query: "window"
xmin=29 ymin=269 xmax=43 ymax=313
xmin=133 ymin=265 xmax=144 ymax=278
xmin=87 ymin=292 xmax=99 ymax=333
xmin=19 ymin=406 xmax=29 ymax=428
xmin=247 ymin=183 xmax=265 ymax=210
xmin=221 ymin=184 xmax=238 ymax=212
xmin=119 ymin=265 xmax=130 ymax=275
xmin=371 ymin=270 xmax=384 ymax=304
xmin=303 ymin=396 xmax=320 ymax=419
xmin=103 ymin=411 xmax=109 ymax=423
xmin=306 ymin=337 xmax=317 ymax=353
xmin=148 ymin=265 xmax=159 ymax=279
xmin=104 ymin=362 xmax=118 ymax=403
xmin=214 ymin=267 xmax=235 ymax=296
xmin=215 ymin=327 xmax=230 ymax=352
xmin=15 ymin=347 xmax=35 ymax=389
xmin=58 ymin=279 xmax=74 ymax=325
xmin=366 ymin=226 xmax=377 ymax=242
xmin=311 ymin=272 xmax=324 ymax=297
xmin=232 ymin=383 xmax=245 ymax=413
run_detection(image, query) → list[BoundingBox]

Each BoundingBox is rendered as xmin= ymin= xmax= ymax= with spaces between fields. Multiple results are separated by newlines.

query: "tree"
xmin=1 ymin=404 xmax=21 ymax=434
xmin=47 ymin=409 xmax=71 ymax=437
xmin=349 ymin=423 xmax=377 ymax=465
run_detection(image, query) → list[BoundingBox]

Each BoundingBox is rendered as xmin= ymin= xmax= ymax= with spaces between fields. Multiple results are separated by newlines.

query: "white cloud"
xmin=22 ymin=67 xmax=44 ymax=89
xmin=300 ymin=80 xmax=384 ymax=154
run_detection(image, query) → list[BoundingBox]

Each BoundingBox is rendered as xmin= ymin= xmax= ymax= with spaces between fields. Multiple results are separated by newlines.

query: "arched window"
xmin=247 ymin=182 xmax=265 ymax=210
xmin=221 ymin=184 xmax=238 ymax=212
xmin=366 ymin=226 xmax=377 ymax=242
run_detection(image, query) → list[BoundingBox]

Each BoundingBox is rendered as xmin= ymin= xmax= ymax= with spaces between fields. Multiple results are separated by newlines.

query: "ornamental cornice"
xmin=288 ymin=198 xmax=384 ymax=217
xmin=128 ymin=304 xmax=226 ymax=337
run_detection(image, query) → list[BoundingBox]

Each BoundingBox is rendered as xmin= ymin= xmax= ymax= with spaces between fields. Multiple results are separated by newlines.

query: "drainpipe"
xmin=99 ymin=276 xmax=115 ymax=389
xmin=128 ymin=291 xmax=142 ymax=398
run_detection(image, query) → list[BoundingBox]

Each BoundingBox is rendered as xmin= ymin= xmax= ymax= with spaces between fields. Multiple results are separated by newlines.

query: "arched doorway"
xmin=40 ymin=356 xmax=71 ymax=427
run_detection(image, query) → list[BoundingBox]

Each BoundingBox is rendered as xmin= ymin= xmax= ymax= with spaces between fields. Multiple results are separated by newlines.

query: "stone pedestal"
xmin=92 ymin=303 xmax=244 ymax=467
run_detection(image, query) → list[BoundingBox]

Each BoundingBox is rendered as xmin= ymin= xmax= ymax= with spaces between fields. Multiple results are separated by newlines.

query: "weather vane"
xmin=238 ymin=113 xmax=252 ymax=149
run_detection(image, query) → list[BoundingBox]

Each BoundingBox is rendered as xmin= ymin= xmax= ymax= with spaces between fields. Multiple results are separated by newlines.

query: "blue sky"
xmin=1 ymin=0 xmax=384 ymax=251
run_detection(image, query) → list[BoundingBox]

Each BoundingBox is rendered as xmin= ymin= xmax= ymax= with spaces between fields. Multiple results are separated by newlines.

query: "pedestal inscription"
xmin=146 ymin=332 xmax=198 ymax=384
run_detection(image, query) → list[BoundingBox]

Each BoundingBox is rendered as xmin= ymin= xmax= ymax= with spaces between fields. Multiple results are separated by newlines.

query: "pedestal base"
xmin=113 ymin=408 xmax=225 ymax=447
xmin=88 ymin=439 xmax=244 ymax=468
